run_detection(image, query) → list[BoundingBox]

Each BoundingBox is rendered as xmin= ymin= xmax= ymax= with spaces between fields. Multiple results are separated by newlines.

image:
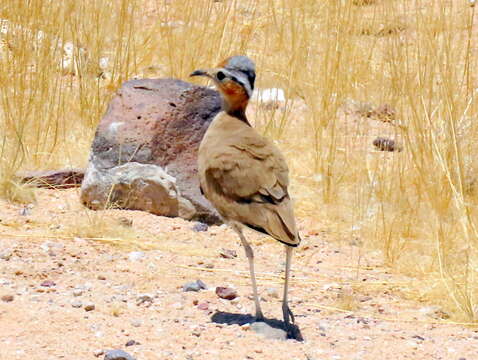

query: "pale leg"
xmin=232 ymin=225 xmax=264 ymax=320
xmin=282 ymin=245 xmax=295 ymax=328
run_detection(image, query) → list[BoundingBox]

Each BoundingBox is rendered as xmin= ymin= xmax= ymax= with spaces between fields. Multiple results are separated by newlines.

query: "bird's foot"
xmin=282 ymin=303 xmax=295 ymax=325
xmin=255 ymin=310 xmax=265 ymax=322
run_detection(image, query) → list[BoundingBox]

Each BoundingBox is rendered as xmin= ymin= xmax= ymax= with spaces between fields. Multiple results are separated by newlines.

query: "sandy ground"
xmin=0 ymin=189 xmax=477 ymax=360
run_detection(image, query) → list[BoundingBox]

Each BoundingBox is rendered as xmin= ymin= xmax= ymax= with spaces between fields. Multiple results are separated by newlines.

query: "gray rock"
xmin=182 ymin=280 xmax=207 ymax=292
xmin=251 ymin=322 xmax=287 ymax=341
xmin=81 ymin=162 xmax=195 ymax=220
xmin=81 ymin=78 xmax=222 ymax=224
xmin=104 ymin=349 xmax=136 ymax=360
xmin=192 ymin=222 xmax=208 ymax=232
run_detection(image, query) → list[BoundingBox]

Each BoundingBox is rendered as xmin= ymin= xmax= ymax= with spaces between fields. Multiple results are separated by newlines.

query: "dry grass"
xmin=1 ymin=0 xmax=478 ymax=322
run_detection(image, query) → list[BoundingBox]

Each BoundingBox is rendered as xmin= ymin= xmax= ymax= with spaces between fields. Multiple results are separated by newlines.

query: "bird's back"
xmin=198 ymin=112 xmax=300 ymax=247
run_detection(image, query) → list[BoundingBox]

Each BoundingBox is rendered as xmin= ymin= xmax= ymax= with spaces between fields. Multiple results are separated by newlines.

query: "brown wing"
xmin=203 ymin=136 xmax=300 ymax=246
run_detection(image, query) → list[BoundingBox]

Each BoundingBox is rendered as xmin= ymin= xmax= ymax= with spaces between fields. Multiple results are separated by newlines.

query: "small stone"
xmin=373 ymin=137 xmax=401 ymax=152
xmin=1 ymin=294 xmax=14 ymax=302
xmin=136 ymin=293 xmax=153 ymax=306
xmin=97 ymin=275 xmax=106 ymax=280
xmin=216 ymin=286 xmax=237 ymax=300
xmin=40 ymin=280 xmax=56 ymax=287
xmin=128 ymin=251 xmax=145 ymax=262
xmin=183 ymin=279 xmax=207 ymax=292
xmin=93 ymin=349 xmax=104 ymax=357
xmin=130 ymin=319 xmax=142 ymax=327
xmin=192 ymin=222 xmax=208 ymax=232
xmin=0 ymin=249 xmax=12 ymax=261
xmin=104 ymin=349 xmax=136 ymax=360
xmin=219 ymin=248 xmax=237 ymax=259
xmin=19 ymin=207 xmax=30 ymax=216
xmin=241 ymin=323 xmax=251 ymax=331
xmin=125 ymin=340 xmax=140 ymax=347
xmin=71 ymin=300 xmax=83 ymax=308
xmin=183 ymin=281 xmax=201 ymax=292
xmin=251 ymin=322 xmax=287 ymax=341
xmin=84 ymin=303 xmax=95 ymax=311
xmin=266 ymin=288 xmax=279 ymax=299
xmin=197 ymin=302 xmax=209 ymax=310
xmin=196 ymin=279 xmax=207 ymax=290
xmin=412 ymin=335 xmax=425 ymax=341
xmin=73 ymin=289 xmax=83 ymax=297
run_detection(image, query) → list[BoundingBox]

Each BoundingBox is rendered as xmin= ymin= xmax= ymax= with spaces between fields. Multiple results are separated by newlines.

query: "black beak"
xmin=190 ymin=69 xmax=208 ymax=77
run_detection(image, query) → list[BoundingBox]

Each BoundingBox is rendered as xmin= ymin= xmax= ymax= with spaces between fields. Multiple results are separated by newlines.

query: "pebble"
xmin=183 ymin=281 xmax=201 ymax=292
xmin=71 ymin=300 xmax=83 ymax=308
xmin=183 ymin=280 xmax=207 ymax=292
xmin=197 ymin=302 xmax=209 ymax=311
xmin=128 ymin=251 xmax=145 ymax=262
xmin=136 ymin=293 xmax=154 ymax=306
xmin=1 ymin=294 xmax=14 ymax=302
xmin=0 ymin=249 xmax=12 ymax=261
xmin=215 ymin=286 xmax=238 ymax=300
xmin=84 ymin=303 xmax=95 ymax=311
xmin=192 ymin=222 xmax=208 ymax=232
xmin=219 ymin=248 xmax=237 ymax=259
xmin=130 ymin=319 xmax=142 ymax=327
xmin=40 ymin=280 xmax=56 ymax=287
xmin=251 ymin=322 xmax=287 ymax=341
xmin=104 ymin=349 xmax=136 ymax=360
xmin=125 ymin=340 xmax=140 ymax=347
xmin=93 ymin=349 xmax=104 ymax=357
xmin=97 ymin=275 xmax=106 ymax=280
xmin=73 ymin=289 xmax=83 ymax=297
xmin=266 ymin=288 xmax=279 ymax=299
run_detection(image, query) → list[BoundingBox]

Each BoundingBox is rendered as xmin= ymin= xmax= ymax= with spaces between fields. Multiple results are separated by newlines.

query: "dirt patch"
xmin=0 ymin=189 xmax=477 ymax=359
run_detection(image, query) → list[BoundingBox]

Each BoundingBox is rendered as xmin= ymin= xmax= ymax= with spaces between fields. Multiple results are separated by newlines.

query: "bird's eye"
xmin=216 ymin=71 xmax=226 ymax=81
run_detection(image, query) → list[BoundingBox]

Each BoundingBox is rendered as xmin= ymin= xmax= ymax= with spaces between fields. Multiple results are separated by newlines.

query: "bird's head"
xmin=190 ymin=55 xmax=256 ymax=118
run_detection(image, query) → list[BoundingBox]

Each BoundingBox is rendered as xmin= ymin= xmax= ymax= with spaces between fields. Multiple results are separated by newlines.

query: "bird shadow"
xmin=210 ymin=311 xmax=304 ymax=341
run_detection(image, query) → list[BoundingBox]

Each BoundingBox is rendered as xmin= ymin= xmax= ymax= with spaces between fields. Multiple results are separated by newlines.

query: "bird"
xmin=190 ymin=55 xmax=301 ymax=334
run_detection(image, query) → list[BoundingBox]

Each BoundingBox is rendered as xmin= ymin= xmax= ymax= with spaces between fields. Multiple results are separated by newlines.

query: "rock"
xmin=183 ymin=281 xmax=201 ymax=292
xmin=125 ymin=340 xmax=140 ymax=347
xmin=40 ymin=280 xmax=56 ymax=287
xmin=17 ymin=168 xmax=84 ymax=189
xmin=215 ymin=286 xmax=238 ymax=300
xmin=72 ymin=289 xmax=84 ymax=297
xmin=104 ymin=349 xmax=136 ymax=360
xmin=93 ymin=349 xmax=104 ymax=357
xmin=130 ymin=319 xmax=142 ymax=327
xmin=251 ymin=322 xmax=287 ymax=341
xmin=71 ymin=300 xmax=82 ymax=308
xmin=192 ymin=222 xmax=208 ymax=232
xmin=128 ymin=251 xmax=145 ymax=262
xmin=183 ymin=279 xmax=207 ymax=292
xmin=84 ymin=303 xmax=95 ymax=311
xmin=373 ymin=137 xmax=401 ymax=152
xmin=266 ymin=288 xmax=279 ymax=299
xmin=136 ymin=293 xmax=154 ymax=306
xmin=81 ymin=162 xmax=195 ymax=219
xmin=197 ymin=302 xmax=209 ymax=311
xmin=219 ymin=248 xmax=237 ymax=259
xmin=1 ymin=294 xmax=14 ymax=302
xmin=81 ymin=78 xmax=222 ymax=224
xmin=0 ymin=249 xmax=12 ymax=261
